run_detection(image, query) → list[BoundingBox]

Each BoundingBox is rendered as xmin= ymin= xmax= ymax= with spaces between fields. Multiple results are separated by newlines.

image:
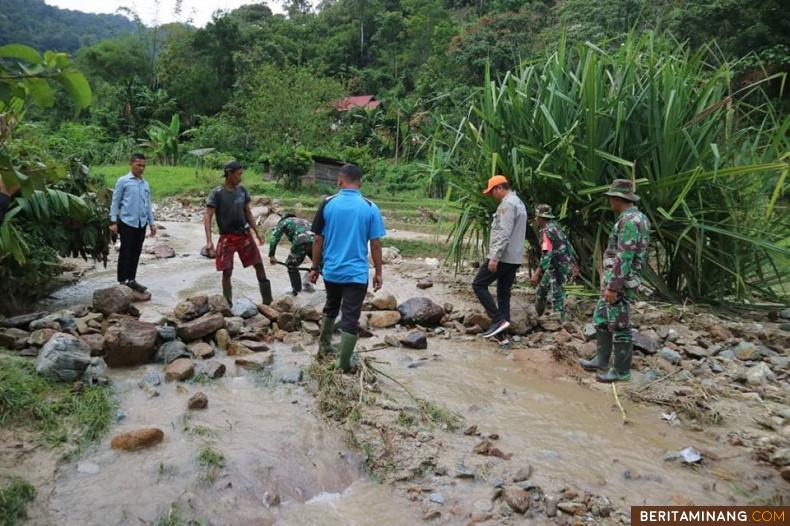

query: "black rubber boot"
xmin=336 ymin=330 xmax=358 ymax=373
xmin=222 ymin=282 xmax=233 ymax=306
xmin=579 ymin=328 xmax=612 ymax=372
xmin=535 ymin=297 xmax=546 ymax=317
xmin=317 ymin=316 xmax=336 ymax=358
xmin=596 ymin=342 xmax=632 ymax=383
xmin=258 ymin=278 xmax=273 ymax=305
xmin=288 ymin=269 xmax=302 ymax=296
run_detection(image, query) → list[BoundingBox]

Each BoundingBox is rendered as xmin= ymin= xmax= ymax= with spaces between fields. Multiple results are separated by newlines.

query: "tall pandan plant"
xmin=433 ymin=32 xmax=789 ymax=303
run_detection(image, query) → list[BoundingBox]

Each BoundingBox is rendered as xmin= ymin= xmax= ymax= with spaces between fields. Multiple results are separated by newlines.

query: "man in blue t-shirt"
xmin=308 ymin=164 xmax=386 ymax=372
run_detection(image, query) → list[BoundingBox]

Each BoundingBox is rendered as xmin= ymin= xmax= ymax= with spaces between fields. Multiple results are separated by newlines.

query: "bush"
xmin=46 ymin=123 xmax=109 ymax=165
xmin=266 ymin=146 xmax=313 ymax=191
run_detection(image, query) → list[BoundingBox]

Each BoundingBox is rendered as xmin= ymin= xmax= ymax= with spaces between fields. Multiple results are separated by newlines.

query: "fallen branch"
xmin=612 ymin=384 xmax=629 ymax=424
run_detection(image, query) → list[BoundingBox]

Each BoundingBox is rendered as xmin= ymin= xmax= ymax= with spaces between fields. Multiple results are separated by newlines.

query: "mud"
xmin=5 ymin=219 xmax=787 ymax=524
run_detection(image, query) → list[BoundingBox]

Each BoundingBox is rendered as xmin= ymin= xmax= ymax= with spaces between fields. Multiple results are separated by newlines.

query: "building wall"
xmin=302 ymin=162 xmax=343 ymax=186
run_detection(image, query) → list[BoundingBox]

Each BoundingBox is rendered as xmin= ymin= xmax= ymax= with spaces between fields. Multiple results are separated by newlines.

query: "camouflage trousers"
xmin=285 ymin=241 xmax=312 ymax=270
xmin=536 ymin=265 xmax=570 ymax=316
xmin=593 ymin=288 xmax=634 ymax=343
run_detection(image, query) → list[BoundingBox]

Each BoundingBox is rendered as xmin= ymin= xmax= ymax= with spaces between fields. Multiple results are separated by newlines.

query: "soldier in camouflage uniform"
xmin=268 ymin=213 xmax=315 ymax=296
xmin=530 ymin=204 xmax=577 ymax=321
xmin=580 ymin=179 xmax=650 ymax=383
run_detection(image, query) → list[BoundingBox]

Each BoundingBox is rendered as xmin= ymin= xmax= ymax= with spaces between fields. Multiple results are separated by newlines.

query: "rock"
xmin=208 ymin=294 xmax=232 ymax=316
xmin=19 ymin=348 xmax=39 ymax=358
xmin=684 ymin=345 xmax=713 ymax=359
xmin=424 ymin=257 xmax=440 ymax=268
xmin=110 ymin=428 xmax=164 ymax=451
xmin=84 ymin=357 xmax=109 ymax=385
xmin=93 ymin=286 xmax=132 ymax=315
xmin=159 ymin=340 xmax=190 ymax=364
xmin=235 ymin=352 xmax=273 ymax=369
xmin=779 ymin=308 xmax=790 ymax=320
xmin=0 ymin=311 xmax=48 ymax=329
xmin=400 ymin=330 xmax=427 ymax=350
xmin=203 ymin=360 xmax=226 ymax=379
xmin=443 ymin=303 xmax=454 ymax=314
xmin=189 ymin=342 xmax=215 ymax=359
xmin=512 ymin=465 xmax=533 ymax=483
xmin=279 ymin=367 xmax=303 ymax=384
xmin=80 ymin=334 xmax=105 ymax=356
xmin=297 ymin=305 xmax=322 ymax=322
xmin=708 ymin=326 xmax=734 ymax=342
xmin=224 ymin=317 xmax=245 ymax=336
xmin=372 ymin=293 xmax=398 ymax=311
xmin=214 ymin=328 xmax=231 ymax=351
xmin=582 ymin=324 xmax=597 ymax=341
xmin=139 ymin=371 xmax=162 ymax=387
xmin=257 ymin=304 xmax=282 ymax=321
xmin=104 ymin=318 xmax=158 ymax=367
xmin=416 ymin=278 xmax=433 ymax=289
xmin=455 ymin=463 xmax=475 ymax=478
xmin=781 ymin=466 xmax=790 ymax=482
xmin=398 ymin=298 xmax=445 ymax=327
xmin=719 ymin=349 xmax=736 ymax=360
xmin=0 ymin=328 xmax=28 ymax=349
xmin=227 ymin=342 xmax=252 ymax=356
xmin=429 ymin=492 xmax=445 ymax=505
xmin=545 ymin=497 xmax=558 ymax=517
xmin=658 ymin=326 xmax=679 ymax=342
xmin=368 ymin=310 xmax=401 ymax=329
xmin=30 ymin=315 xmax=66 ymax=331
xmin=633 ymin=331 xmax=659 ymax=354
xmin=127 ymin=304 xmax=141 ymax=318
xmin=464 ymin=311 xmax=492 ymax=330
xmin=157 ymin=325 xmax=177 ymax=342
xmin=146 ymin=243 xmax=175 ymax=258
xmin=502 ymin=486 xmax=530 ymax=514
xmin=557 ymin=502 xmax=587 ymax=516
xmin=734 ymin=341 xmax=761 ymax=361
xmin=187 ymin=392 xmax=208 ymax=410
xmin=771 ymin=449 xmax=790 ymax=467
xmin=658 ymin=347 xmax=682 ymax=365
xmin=276 ymin=313 xmax=299 ymax=332
xmin=245 ymin=314 xmax=271 ymax=330
xmin=238 ymin=339 xmax=270 ymax=353
xmin=302 ymin=321 xmax=320 ymax=336
xmin=177 ymin=312 xmax=225 ymax=341
xmin=272 ymin=296 xmax=295 ymax=313
xmin=28 ymin=328 xmax=57 ymax=347
xmin=746 ymin=362 xmax=775 ymax=386
xmin=35 ymin=333 xmax=92 ymax=381
xmin=380 ymin=246 xmax=402 ymax=264
xmin=164 ymin=358 xmax=194 ymax=382
xmin=174 ymin=296 xmax=210 ymax=322
xmin=231 ymin=298 xmax=259 ymax=319
xmin=129 ymin=289 xmax=152 ymax=303
xmin=510 ymin=304 xmax=538 ymax=335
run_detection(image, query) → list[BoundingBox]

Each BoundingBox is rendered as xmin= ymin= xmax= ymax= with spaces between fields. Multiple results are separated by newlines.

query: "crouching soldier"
xmin=580 ymin=180 xmax=650 ymax=383
xmin=530 ymin=204 xmax=577 ymax=321
xmin=268 ymin=213 xmax=315 ymax=296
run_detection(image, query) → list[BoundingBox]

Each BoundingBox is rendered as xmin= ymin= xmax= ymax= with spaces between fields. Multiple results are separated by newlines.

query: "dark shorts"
xmin=215 ymin=232 xmax=261 ymax=271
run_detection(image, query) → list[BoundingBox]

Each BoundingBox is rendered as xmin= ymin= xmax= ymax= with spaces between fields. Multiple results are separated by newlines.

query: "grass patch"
xmin=418 ymin=400 xmax=461 ymax=431
xmin=196 ymin=447 xmax=224 ymax=483
xmin=186 ymin=373 xmax=213 ymax=385
xmin=0 ymin=477 xmax=36 ymax=526
xmin=156 ymin=504 xmax=206 ymax=526
xmin=383 ymin=238 xmax=447 ymax=259
xmin=0 ymin=353 xmax=114 ymax=454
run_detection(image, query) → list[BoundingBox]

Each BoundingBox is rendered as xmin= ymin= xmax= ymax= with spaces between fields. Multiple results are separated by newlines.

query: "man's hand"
xmin=149 ymin=225 xmax=157 ymax=237
xmin=109 ymin=223 xmax=118 ymax=235
xmin=530 ymin=271 xmax=540 ymax=286
xmin=308 ymin=269 xmax=320 ymax=284
xmin=487 ymin=259 xmax=498 ymax=273
xmin=269 ymin=256 xmax=278 ymax=265
xmin=603 ymin=288 xmax=618 ymax=305
xmin=373 ymin=271 xmax=383 ymax=291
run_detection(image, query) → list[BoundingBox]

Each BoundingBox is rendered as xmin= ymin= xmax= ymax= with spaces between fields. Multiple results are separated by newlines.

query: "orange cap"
xmin=483 ymin=175 xmax=508 ymax=195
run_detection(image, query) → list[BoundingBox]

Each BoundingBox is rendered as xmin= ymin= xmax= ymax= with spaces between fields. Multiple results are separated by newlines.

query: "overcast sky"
xmin=45 ymin=0 xmax=280 ymax=27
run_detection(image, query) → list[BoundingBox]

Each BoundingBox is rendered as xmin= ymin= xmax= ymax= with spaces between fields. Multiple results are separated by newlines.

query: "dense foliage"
xmin=436 ymin=33 xmax=789 ymax=303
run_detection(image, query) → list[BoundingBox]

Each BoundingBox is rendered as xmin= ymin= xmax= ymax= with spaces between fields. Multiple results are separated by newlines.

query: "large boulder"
xmin=103 ymin=318 xmax=158 ymax=367
xmin=177 ymin=312 xmax=225 ymax=341
xmin=0 ymin=311 xmax=48 ymax=330
xmin=368 ymin=311 xmax=401 ymax=329
xmin=510 ymin=303 xmax=538 ymax=335
xmin=174 ymin=295 xmax=210 ymax=322
xmin=93 ymin=286 xmax=132 ymax=316
xmin=208 ymin=294 xmax=232 ymax=316
xmin=231 ymin=298 xmax=258 ymax=319
xmin=463 ymin=311 xmax=492 ymax=330
xmin=164 ymin=358 xmax=194 ymax=382
xmin=397 ymin=297 xmax=445 ymax=327
xmin=35 ymin=333 xmax=92 ymax=381
xmin=158 ymin=340 xmax=191 ymax=364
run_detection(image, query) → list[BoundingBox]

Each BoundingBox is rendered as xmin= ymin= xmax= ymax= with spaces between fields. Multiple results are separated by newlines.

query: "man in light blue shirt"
xmin=109 ymin=153 xmax=156 ymax=293
xmin=309 ymin=164 xmax=386 ymax=372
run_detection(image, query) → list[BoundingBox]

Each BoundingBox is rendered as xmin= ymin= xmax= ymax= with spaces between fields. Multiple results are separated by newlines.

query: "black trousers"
xmin=472 ymin=260 xmax=520 ymax=324
xmin=323 ymin=281 xmax=368 ymax=334
xmin=117 ymin=221 xmax=147 ymax=283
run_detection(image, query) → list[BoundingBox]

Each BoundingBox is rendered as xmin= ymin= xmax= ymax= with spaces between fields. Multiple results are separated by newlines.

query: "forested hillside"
xmin=0 ymin=0 xmax=135 ymax=52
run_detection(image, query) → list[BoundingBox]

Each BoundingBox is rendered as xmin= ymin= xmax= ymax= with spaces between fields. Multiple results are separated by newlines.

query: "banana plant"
xmin=139 ymin=114 xmax=194 ymax=166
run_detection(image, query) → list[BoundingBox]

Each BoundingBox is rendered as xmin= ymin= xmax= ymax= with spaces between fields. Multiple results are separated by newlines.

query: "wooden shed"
xmin=300 ymin=156 xmax=346 ymax=186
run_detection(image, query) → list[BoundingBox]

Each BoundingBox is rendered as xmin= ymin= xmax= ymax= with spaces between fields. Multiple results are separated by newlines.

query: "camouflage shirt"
xmin=602 ymin=206 xmax=650 ymax=292
xmin=268 ymin=216 xmax=314 ymax=257
xmin=539 ymin=221 xmax=576 ymax=271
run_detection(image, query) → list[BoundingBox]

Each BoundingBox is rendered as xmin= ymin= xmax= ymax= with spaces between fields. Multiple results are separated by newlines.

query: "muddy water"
xmin=33 ymin=220 xmax=778 ymax=524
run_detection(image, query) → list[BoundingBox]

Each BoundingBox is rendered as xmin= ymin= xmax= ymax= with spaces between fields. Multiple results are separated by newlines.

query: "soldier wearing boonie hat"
xmin=530 ymin=204 xmax=577 ymax=321
xmin=580 ymin=179 xmax=650 ymax=383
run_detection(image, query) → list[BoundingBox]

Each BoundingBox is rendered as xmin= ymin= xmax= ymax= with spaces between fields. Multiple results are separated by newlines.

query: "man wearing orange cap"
xmin=474 ymin=175 xmax=527 ymax=344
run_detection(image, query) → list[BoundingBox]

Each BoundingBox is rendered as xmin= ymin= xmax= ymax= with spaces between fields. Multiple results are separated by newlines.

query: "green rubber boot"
xmin=336 ymin=330 xmax=358 ymax=373
xmin=535 ymin=297 xmax=546 ymax=317
xmin=596 ymin=341 xmax=632 ymax=383
xmin=258 ymin=278 xmax=273 ymax=305
xmin=317 ymin=316 xmax=336 ymax=358
xmin=579 ymin=329 xmax=612 ymax=372
xmin=222 ymin=282 xmax=233 ymax=306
